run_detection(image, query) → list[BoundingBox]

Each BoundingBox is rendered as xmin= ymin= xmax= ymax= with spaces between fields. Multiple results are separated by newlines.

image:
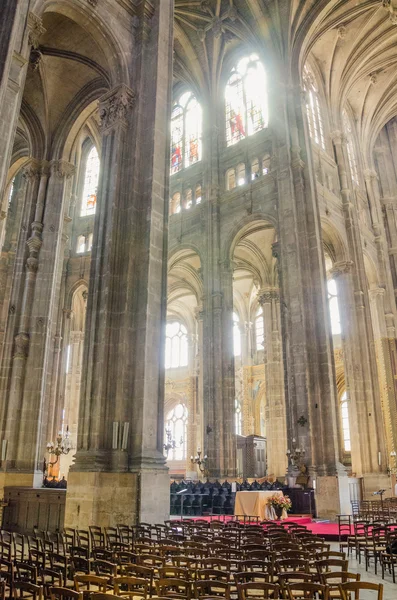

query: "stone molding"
xmin=330 ymin=260 xmax=354 ymax=278
xmin=22 ymin=160 xmax=44 ymax=181
xmin=51 ymin=160 xmax=75 ymax=179
xmin=27 ymin=13 xmax=46 ymax=49
xmin=14 ymin=332 xmax=29 ymax=359
xmin=382 ymin=0 xmax=397 ymax=24
xmin=331 ymin=130 xmax=347 ymax=146
xmin=98 ymin=84 xmax=135 ymax=133
xmin=257 ymin=289 xmax=280 ymax=304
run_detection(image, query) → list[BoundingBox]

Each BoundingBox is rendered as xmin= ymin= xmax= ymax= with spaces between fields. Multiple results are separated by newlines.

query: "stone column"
xmin=65 ymin=0 xmax=174 ymax=527
xmin=268 ymin=75 xmax=348 ymax=518
xmin=258 ymin=288 xmax=287 ymax=478
xmin=332 ymin=132 xmax=388 ymax=492
xmin=1 ymin=159 xmax=74 ymax=485
xmin=0 ymin=10 xmax=45 ymax=204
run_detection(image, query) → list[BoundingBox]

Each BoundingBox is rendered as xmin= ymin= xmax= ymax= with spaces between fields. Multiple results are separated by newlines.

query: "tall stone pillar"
xmin=332 ymin=132 xmax=388 ymax=492
xmin=65 ymin=0 xmax=174 ymax=527
xmin=0 ymin=10 xmax=44 ymax=204
xmin=268 ymin=75 xmax=349 ymax=518
xmin=258 ymin=288 xmax=287 ymax=478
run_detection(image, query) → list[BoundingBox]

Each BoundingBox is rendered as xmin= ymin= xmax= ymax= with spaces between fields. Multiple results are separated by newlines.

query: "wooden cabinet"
xmin=2 ymin=487 xmax=66 ymax=533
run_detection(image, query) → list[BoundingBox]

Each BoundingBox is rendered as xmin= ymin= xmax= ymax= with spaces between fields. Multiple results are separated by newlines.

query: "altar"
xmin=234 ymin=490 xmax=288 ymax=520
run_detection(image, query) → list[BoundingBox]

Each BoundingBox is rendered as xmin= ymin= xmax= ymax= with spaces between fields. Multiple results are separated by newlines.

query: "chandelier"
xmin=191 ymin=448 xmax=208 ymax=473
xmin=163 ymin=428 xmax=183 ymax=456
xmin=286 ymin=438 xmax=305 ymax=467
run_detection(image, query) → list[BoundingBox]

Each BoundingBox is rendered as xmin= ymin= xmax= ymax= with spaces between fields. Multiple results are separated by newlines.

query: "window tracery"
xmin=81 ymin=146 xmax=100 ymax=216
xmin=340 ymin=391 xmax=351 ymax=452
xmin=171 ymin=91 xmax=202 ymax=174
xmin=255 ymin=307 xmax=264 ymax=350
xmin=77 ymin=235 xmax=86 ymax=254
xmin=226 ymin=54 xmax=268 ymax=147
xmin=166 ymin=403 xmax=188 ymax=461
xmin=303 ymin=66 xmax=325 ymax=150
xmin=165 ymin=321 xmax=189 ymax=368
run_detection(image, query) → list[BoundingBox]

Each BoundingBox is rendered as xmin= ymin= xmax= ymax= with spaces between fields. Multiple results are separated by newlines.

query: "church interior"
xmin=1 ymin=0 xmax=397 ymax=596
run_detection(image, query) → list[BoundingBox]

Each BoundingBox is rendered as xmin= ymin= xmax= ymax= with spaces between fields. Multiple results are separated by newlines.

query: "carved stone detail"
xmin=98 ymin=85 xmax=135 ymax=133
xmin=382 ymin=0 xmax=397 ymax=24
xmin=51 ymin=160 xmax=75 ymax=179
xmin=330 ymin=260 xmax=354 ymax=278
xmin=14 ymin=333 xmax=29 ymax=359
xmin=27 ymin=13 xmax=46 ymax=49
xmin=258 ymin=289 xmax=280 ymax=305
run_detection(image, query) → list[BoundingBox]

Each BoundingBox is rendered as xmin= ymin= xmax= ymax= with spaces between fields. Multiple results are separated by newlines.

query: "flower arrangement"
xmin=267 ymin=494 xmax=292 ymax=511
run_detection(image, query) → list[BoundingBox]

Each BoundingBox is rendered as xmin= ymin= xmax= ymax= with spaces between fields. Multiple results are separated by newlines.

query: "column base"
xmin=312 ymin=472 xmax=350 ymax=519
xmin=65 ymin=467 xmax=170 ymax=528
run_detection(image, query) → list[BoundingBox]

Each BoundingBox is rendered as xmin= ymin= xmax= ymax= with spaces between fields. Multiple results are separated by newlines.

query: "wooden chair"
xmin=74 ymin=574 xmax=109 ymax=600
xmin=194 ymin=580 xmax=230 ymax=600
xmin=276 ymin=559 xmax=310 ymax=574
xmin=119 ymin=565 xmax=154 ymax=597
xmin=15 ymin=562 xmax=38 ymax=584
xmin=157 ymin=567 xmax=189 ymax=580
xmin=278 ymin=574 xmax=316 ymax=600
xmin=12 ymin=582 xmax=43 ymax=600
xmin=338 ymin=581 xmax=383 ymax=600
xmin=197 ymin=570 xmax=231 ymax=583
xmin=113 ymin=576 xmax=149 ymax=599
xmin=286 ymin=582 xmax=329 ymax=600
xmin=236 ymin=581 xmax=279 ymax=600
xmin=315 ymin=559 xmax=348 ymax=574
xmin=49 ymin=587 xmax=81 ymax=600
xmin=138 ymin=555 xmax=164 ymax=568
xmin=320 ymin=572 xmax=360 ymax=600
xmin=90 ymin=595 xmax=125 ymax=600
xmin=155 ymin=578 xmax=191 ymax=599
xmin=233 ymin=572 xmax=270 ymax=585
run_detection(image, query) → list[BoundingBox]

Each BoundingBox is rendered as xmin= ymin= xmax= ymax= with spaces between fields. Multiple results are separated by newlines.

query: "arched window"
xmin=303 ymin=66 xmax=325 ymax=150
xmin=77 ymin=235 xmax=86 ymax=254
xmin=262 ymin=154 xmax=270 ymax=175
xmin=327 ymin=278 xmax=341 ymax=335
xmin=251 ymin=158 xmax=260 ymax=180
xmin=340 ymin=391 xmax=351 ymax=452
xmin=237 ymin=163 xmax=246 ymax=186
xmin=165 ymin=321 xmax=189 ymax=369
xmin=170 ymin=192 xmax=181 ymax=215
xmin=166 ymin=403 xmax=188 ymax=461
xmin=171 ymin=92 xmax=202 ymax=175
xmin=184 ymin=188 xmax=192 ymax=210
xmin=87 ymin=233 xmax=93 ymax=252
xmin=225 ymin=54 xmax=268 ymax=147
xmin=233 ymin=312 xmax=241 ymax=357
xmin=235 ymin=397 xmax=242 ymax=435
xmin=255 ymin=307 xmax=264 ymax=350
xmin=226 ymin=168 xmax=236 ymax=191
xmin=8 ymin=177 xmax=15 ymax=207
xmin=81 ymin=146 xmax=100 ymax=216
xmin=343 ymin=111 xmax=359 ymax=186
xmin=195 ymin=184 xmax=202 ymax=205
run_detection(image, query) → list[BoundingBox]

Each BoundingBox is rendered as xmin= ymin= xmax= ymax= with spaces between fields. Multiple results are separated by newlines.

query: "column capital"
xmin=99 ymin=84 xmax=135 ymax=133
xmin=23 ymin=159 xmax=49 ymax=181
xmin=329 ymin=260 xmax=354 ymax=278
xmin=257 ymin=288 xmax=280 ymax=305
xmin=27 ymin=13 xmax=46 ymax=49
xmin=382 ymin=0 xmax=397 ymax=25
xmin=363 ymin=169 xmax=378 ymax=181
xmin=51 ymin=160 xmax=75 ymax=179
xmin=368 ymin=286 xmax=386 ymax=299
xmin=331 ymin=130 xmax=347 ymax=146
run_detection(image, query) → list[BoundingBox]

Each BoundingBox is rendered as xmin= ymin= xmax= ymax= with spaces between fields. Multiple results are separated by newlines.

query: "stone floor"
xmin=330 ymin=542 xmax=396 ymax=599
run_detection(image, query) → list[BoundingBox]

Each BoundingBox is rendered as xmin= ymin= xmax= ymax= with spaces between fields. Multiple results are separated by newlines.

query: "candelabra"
xmin=191 ymin=448 xmax=208 ymax=473
xmin=163 ymin=428 xmax=183 ymax=457
xmin=46 ymin=427 xmax=72 ymax=467
xmin=286 ymin=438 xmax=305 ymax=467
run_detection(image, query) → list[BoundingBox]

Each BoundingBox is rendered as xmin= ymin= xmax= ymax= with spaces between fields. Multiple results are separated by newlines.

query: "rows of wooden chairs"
xmin=0 ymin=520 xmax=385 ymax=599
xmin=338 ymin=515 xmax=397 ymax=582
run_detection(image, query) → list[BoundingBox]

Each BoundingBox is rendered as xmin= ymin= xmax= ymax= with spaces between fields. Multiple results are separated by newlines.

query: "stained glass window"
xmin=262 ymin=154 xmax=270 ymax=175
xmin=303 ymin=65 xmax=325 ymax=150
xmin=8 ymin=178 xmax=15 ymax=207
xmin=184 ymin=188 xmax=192 ymax=210
xmin=233 ymin=312 xmax=241 ymax=357
xmin=340 ymin=391 xmax=351 ymax=452
xmin=343 ymin=111 xmax=359 ymax=186
xmin=255 ymin=307 xmax=264 ymax=350
xmin=237 ymin=163 xmax=246 ymax=186
xmin=165 ymin=321 xmax=189 ymax=369
xmin=328 ymin=279 xmax=341 ymax=335
xmin=170 ymin=192 xmax=181 ymax=215
xmin=166 ymin=403 xmax=188 ymax=461
xmin=225 ymin=54 xmax=268 ymax=147
xmin=81 ymin=146 xmax=100 ymax=216
xmin=87 ymin=233 xmax=93 ymax=252
xmin=171 ymin=92 xmax=202 ymax=174
xmin=251 ymin=158 xmax=260 ymax=180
